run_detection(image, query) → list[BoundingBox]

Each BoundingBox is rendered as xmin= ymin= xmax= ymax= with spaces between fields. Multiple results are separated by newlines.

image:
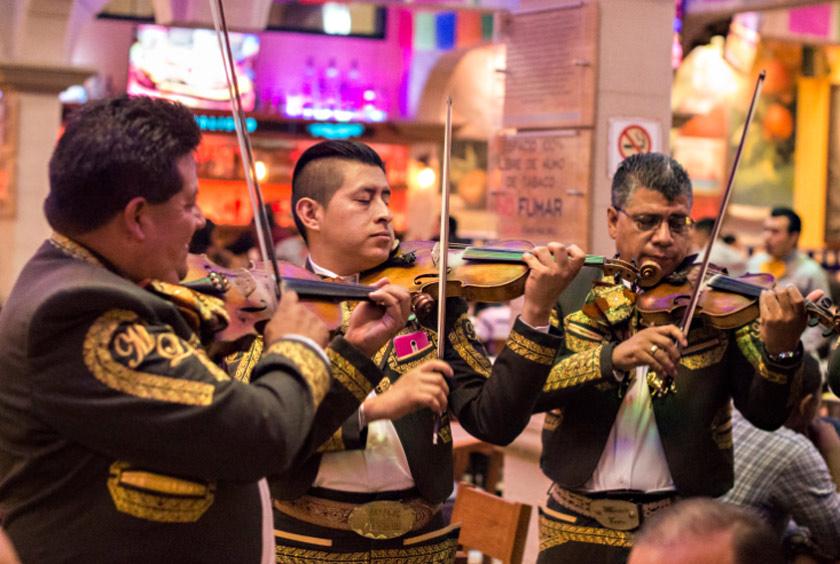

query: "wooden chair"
xmin=452 ymin=427 xmax=504 ymax=495
xmin=450 ymin=482 xmax=532 ymax=564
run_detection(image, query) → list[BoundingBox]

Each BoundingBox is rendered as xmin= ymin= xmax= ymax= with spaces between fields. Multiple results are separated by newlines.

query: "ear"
xmin=607 ymin=206 xmax=620 ymax=240
xmin=295 ymin=197 xmax=323 ymax=236
xmin=799 ymin=392 xmax=815 ymax=417
xmin=122 ymin=197 xmax=149 ymax=241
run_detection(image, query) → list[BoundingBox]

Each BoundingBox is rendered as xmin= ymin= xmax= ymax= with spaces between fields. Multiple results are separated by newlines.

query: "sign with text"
xmin=502 ymin=2 xmax=597 ymax=129
xmin=488 ymin=129 xmax=591 ymax=245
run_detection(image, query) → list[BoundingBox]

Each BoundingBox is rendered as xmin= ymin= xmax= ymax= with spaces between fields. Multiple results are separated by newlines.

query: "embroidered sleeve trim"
xmin=507 ymin=329 xmax=556 ymax=365
xmin=448 ymin=314 xmax=492 ymax=378
xmin=224 ymin=336 xmax=264 ymax=383
xmin=265 ymin=340 xmax=330 ymax=408
xmin=544 ymin=348 xmax=602 ymax=391
xmin=549 ymin=308 xmax=561 ymax=330
xmin=316 ymin=429 xmax=346 ymax=453
xmin=84 ymin=310 xmax=222 ymax=406
xmin=326 ymin=348 xmax=372 ymax=403
xmin=735 ymin=322 xmax=788 ymax=385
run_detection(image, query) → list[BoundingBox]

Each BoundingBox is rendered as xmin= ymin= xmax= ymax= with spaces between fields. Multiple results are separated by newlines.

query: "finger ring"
xmin=650 ymin=344 xmax=658 ymax=355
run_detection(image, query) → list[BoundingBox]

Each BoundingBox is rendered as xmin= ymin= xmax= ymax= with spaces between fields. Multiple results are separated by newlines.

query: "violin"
xmin=636 ymin=263 xmax=840 ymax=334
xmin=359 ymin=240 xmax=663 ymax=304
xmin=183 ymin=254 xmax=376 ymax=342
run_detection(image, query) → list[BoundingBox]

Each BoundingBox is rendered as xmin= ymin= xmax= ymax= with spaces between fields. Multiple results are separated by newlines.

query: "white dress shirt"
xmin=307 ymin=256 xmax=416 ymax=492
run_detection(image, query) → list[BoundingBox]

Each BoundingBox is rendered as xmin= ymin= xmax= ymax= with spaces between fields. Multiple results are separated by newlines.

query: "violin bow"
xmin=679 ymin=71 xmax=765 ymax=334
xmin=432 ymin=96 xmax=453 ymax=444
xmin=209 ymin=0 xmax=282 ymax=307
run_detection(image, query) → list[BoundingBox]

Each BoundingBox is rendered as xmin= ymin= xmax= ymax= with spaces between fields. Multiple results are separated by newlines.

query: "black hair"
xmin=291 ymin=140 xmax=385 ymax=242
xmin=612 ymin=153 xmax=693 ymax=209
xmin=45 ymin=95 xmax=201 ymax=236
xmin=770 ymin=207 xmax=802 ymax=235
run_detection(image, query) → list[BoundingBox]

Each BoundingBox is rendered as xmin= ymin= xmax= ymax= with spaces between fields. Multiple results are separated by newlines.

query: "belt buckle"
xmin=348 ymin=500 xmax=416 ymax=539
xmin=589 ymin=499 xmax=640 ymax=531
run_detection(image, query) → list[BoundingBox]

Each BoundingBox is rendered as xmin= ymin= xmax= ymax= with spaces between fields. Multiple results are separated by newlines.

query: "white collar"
xmin=307 ymin=255 xmax=360 ymax=284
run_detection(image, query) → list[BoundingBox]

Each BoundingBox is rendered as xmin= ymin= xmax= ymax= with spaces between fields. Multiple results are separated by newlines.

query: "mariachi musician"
xmin=268 ymin=139 xmax=586 ymax=563
xmin=0 ymin=96 xmax=412 ymax=564
xmin=533 ymin=152 xmax=817 ymax=564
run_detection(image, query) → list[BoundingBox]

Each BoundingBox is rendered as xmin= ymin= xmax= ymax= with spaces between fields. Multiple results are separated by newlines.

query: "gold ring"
xmin=650 ymin=344 xmax=658 ymax=355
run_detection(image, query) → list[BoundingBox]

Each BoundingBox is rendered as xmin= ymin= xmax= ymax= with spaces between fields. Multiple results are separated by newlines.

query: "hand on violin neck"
xmin=759 ymin=285 xmax=809 ymax=356
xmin=345 ymin=279 xmax=412 ymax=358
xmin=362 ymin=360 xmax=452 ymax=423
xmin=520 ymin=243 xmax=586 ymax=327
xmin=265 ymin=290 xmax=330 ymax=348
xmin=612 ymin=325 xmax=687 ymax=378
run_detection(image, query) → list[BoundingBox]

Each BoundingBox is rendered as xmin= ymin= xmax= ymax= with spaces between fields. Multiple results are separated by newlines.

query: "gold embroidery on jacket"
xmin=376 ymin=377 xmax=392 ymax=394
xmin=265 ymin=341 xmax=330 ymax=408
xmin=49 ymin=232 xmax=105 ymax=267
xmin=544 ymin=348 xmax=602 ymax=391
xmin=539 ymin=512 xmax=634 ymax=550
xmin=508 ymin=329 xmax=556 ymax=365
xmin=448 ymin=315 xmax=492 ymax=378
xmin=565 ymin=315 xmax=606 ymax=344
xmin=711 ymin=403 xmax=733 ymax=450
xmin=317 ymin=429 xmax=345 ymax=453
xmin=147 ymin=280 xmax=229 ymax=331
xmin=107 ymin=461 xmax=214 ymax=522
xmin=735 ymin=322 xmax=788 ymax=385
xmin=274 ymin=538 xmax=458 ymax=562
xmin=84 ymin=310 xmax=218 ymax=405
xmin=680 ymin=335 xmax=728 ymax=370
xmin=586 ymin=284 xmax=635 ymax=326
xmin=550 ymin=308 xmax=560 ymax=330
xmin=327 ymin=348 xmax=371 ymax=403
xmin=437 ymin=421 xmax=452 ymax=444
xmin=226 ymin=336 xmax=263 ymax=383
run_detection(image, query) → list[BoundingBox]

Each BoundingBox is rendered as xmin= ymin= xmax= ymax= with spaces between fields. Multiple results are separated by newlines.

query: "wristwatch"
xmin=766 ymin=344 xmax=802 ymax=363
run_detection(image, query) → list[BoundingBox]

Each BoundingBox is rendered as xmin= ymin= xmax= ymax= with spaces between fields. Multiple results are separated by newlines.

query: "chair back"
xmin=450 ymin=482 xmax=532 ymax=564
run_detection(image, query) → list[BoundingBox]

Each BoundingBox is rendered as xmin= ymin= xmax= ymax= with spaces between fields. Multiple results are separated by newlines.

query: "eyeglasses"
xmin=616 ymin=208 xmax=694 ymax=235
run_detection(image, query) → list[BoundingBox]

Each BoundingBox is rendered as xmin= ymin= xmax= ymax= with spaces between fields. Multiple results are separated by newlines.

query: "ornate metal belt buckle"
xmin=348 ymin=501 xmax=416 ymax=539
xmin=590 ymin=499 xmax=640 ymax=531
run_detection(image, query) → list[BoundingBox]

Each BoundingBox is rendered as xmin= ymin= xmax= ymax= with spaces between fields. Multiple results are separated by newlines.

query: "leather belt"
xmin=549 ymin=484 xmax=677 ymax=531
xmin=274 ymin=494 xmax=441 ymax=540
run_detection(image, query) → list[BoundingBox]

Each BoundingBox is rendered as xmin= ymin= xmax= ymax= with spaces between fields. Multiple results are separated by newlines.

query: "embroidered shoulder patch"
xmin=84 ymin=310 xmax=225 ymax=406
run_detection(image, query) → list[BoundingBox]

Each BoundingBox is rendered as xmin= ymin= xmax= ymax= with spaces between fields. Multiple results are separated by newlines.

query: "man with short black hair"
xmin=271 ymin=139 xmax=585 ymax=563
xmin=747 ymin=207 xmax=830 ymax=352
xmin=0 ymin=97 xmax=408 ymax=564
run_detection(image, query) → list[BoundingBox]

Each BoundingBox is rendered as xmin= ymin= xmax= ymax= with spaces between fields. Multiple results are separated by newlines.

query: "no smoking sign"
xmin=608 ymin=117 xmax=662 ymax=177
xmin=618 ymin=125 xmax=651 ymax=157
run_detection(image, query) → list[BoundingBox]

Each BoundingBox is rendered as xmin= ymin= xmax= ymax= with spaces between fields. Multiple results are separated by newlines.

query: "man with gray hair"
xmin=628 ymin=498 xmax=784 ymax=564
xmin=533 ymin=152 xmax=816 ymax=563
